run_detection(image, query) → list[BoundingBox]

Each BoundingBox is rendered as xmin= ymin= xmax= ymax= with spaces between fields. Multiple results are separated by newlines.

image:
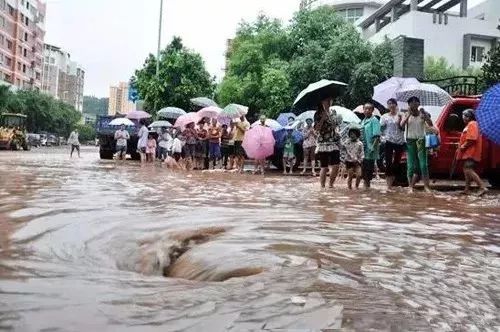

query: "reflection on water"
xmin=0 ymin=147 xmax=499 ymax=331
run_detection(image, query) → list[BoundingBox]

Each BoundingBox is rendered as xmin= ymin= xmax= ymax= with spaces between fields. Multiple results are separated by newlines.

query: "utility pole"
xmin=156 ymin=0 xmax=163 ymax=79
xmin=154 ymin=0 xmax=164 ymax=113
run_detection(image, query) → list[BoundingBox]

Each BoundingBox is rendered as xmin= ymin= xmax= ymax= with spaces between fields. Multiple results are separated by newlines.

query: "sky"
xmin=44 ymin=0 xmax=485 ymax=98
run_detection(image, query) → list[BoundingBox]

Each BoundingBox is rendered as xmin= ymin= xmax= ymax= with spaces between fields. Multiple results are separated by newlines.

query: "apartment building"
xmin=0 ymin=0 xmax=46 ymax=89
xmin=41 ymin=43 xmax=85 ymax=112
xmin=108 ymin=82 xmax=135 ymax=115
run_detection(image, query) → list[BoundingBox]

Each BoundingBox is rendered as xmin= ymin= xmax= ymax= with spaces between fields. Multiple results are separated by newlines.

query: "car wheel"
xmin=99 ymin=150 xmax=114 ymax=160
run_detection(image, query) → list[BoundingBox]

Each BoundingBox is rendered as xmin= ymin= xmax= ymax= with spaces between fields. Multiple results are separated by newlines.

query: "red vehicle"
xmin=425 ymin=96 xmax=500 ymax=187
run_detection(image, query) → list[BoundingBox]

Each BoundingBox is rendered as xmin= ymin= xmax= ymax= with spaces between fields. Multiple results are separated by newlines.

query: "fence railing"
xmin=422 ymin=76 xmax=479 ymax=96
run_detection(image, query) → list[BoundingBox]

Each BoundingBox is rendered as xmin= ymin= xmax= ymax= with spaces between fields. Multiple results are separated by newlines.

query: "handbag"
xmin=425 ymin=133 xmax=440 ymax=149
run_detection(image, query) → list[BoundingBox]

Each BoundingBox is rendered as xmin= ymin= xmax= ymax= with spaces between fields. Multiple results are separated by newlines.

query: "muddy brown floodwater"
xmin=0 ymin=147 xmax=499 ymax=331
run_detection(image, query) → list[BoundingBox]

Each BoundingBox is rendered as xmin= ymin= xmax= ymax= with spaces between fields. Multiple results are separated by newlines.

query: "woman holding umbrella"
xmin=314 ymin=98 xmax=341 ymax=188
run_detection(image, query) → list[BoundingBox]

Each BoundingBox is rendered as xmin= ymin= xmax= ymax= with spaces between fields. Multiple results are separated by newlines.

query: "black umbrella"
xmin=293 ymin=79 xmax=347 ymax=111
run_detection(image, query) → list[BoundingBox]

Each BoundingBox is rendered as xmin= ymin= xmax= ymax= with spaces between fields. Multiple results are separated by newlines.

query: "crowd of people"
xmin=106 ymin=96 xmax=487 ymax=195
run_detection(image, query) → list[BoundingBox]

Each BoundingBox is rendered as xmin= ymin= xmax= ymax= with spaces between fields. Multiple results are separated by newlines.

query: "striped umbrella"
xmin=222 ymin=104 xmax=249 ymax=118
xmin=395 ymin=83 xmax=452 ymax=107
xmin=476 ymin=83 xmax=500 ymax=145
xmin=191 ymin=97 xmax=219 ymax=108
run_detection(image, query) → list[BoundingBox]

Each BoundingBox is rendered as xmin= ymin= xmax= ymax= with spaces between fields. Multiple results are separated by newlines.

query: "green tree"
xmin=134 ymin=37 xmax=215 ymax=116
xmin=76 ymin=123 xmax=96 ymax=141
xmin=424 ymin=56 xmax=481 ymax=80
xmin=482 ymin=44 xmax=500 ymax=88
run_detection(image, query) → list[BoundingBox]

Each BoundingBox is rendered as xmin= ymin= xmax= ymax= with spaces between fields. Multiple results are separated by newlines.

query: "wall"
xmin=368 ymin=10 xmax=500 ymax=69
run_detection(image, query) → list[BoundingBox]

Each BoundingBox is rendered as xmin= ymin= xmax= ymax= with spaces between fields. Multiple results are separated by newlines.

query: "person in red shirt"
xmin=458 ymin=109 xmax=487 ymax=196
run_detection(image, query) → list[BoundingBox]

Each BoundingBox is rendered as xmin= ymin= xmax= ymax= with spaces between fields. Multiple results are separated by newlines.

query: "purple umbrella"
xmin=126 ymin=110 xmax=152 ymax=120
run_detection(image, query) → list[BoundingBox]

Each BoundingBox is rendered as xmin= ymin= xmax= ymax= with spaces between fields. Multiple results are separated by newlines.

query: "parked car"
xmin=39 ymin=134 xmax=47 ymax=146
xmin=27 ymin=133 xmax=41 ymax=147
xmin=47 ymin=134 xmax=58 ymax=146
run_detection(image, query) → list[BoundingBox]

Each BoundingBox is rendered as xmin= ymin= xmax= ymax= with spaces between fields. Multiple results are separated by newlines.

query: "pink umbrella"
xmin=174 ymin=112 xmax=201 ymax=130
xmin=242 ymin=125 xmax=275 ymax=160
xmin=197 ymin=106 xmax=222 ymax=119
xmin=126 ymin=110 xmax=152 ymax=120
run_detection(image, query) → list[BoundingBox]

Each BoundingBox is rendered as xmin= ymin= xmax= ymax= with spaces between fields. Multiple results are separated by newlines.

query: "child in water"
xmin=146 ymin=133 xmax=157 ymax=163
xmin=282 ymin=129 xmax=296 ymax=175
xmin=343 ymin=127 xmax=364 ymax=189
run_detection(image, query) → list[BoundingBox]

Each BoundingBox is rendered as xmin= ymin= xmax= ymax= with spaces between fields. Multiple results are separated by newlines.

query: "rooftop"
xmin=360 ymin=0 xmax=470 ymax=29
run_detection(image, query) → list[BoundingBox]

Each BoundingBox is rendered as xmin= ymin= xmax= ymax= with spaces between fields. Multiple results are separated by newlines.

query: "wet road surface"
xmin=0 ymin=147 xmax=499 ymax=331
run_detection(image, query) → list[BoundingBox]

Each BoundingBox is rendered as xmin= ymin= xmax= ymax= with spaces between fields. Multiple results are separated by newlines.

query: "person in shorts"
xmin=282 ymin=129 xmax=296 ymax=175
xmin=458 ymin=109 xmax=487 ymax=196
xmin=314 ymin=98 xmax=341 ymax=188
xmin=182 ymin=122 xmax=197 ymax=170
xmin=221 ymin=123 xmax=234 ymax=169
xmin=68 ymin=129 xmax=80 ymax=158
xmin=114 ymin=124 xmax=130 ymax=160
xmin=301 ymin=118 xmax=317 ymax=176
xmin=208 ymin=118 xmax=222 ymax=169
xmin=343 ymin=127 xmax=364 ymax=189
xmin=157 ymin=127 xmax=172 ymax=161
xmin=137 ymin=119 xmax=149 ymax=163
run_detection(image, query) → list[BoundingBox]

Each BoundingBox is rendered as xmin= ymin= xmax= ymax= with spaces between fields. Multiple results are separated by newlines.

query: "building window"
xmin=23 ymin=48 xmax=27 ymax=57
xmin=22 ymin=64 xmax=26 ymax=73
xmin=24 ymin=32 xmax=28 ymax=42
xmin=7 ymin=40 xmax=12 ymax=50
xmin=0 ymin=53 xmax=3 ymax=65
xmin=471 ymin=46 xmax=485 ymax=63
xmin=0 ymin=35 xmax=4 ymax=45
xmin=0 ymin=16 xmax=5 ymax=28
xmin=26 ymin=2 xmax=30 ymax=10
xmin=337 ymin=7 xmax=363 ymax=23
xmin=0 ymin=0 xmax=6 ymax=10
xmin=8 ymin=5 xmax=14 ymax=16
xmin=5 ymin=56 xmax=11 ymax=66
xmin=17 ymin=62 xmax=21 ymax=70
xmin=25 ymin=16 xmax=29 ymax=26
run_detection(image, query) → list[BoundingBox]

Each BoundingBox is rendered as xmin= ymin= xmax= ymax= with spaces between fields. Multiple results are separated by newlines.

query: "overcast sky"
xmin=44 ymin=0 xmax=484 ymax=98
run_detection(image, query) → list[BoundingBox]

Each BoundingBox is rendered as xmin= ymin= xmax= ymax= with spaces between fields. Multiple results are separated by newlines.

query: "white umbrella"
xmin=157 ymin=107 xmax=186 ymax=119
xmin=396 ymin=83 xmax=453 ymax=107
xmin=331 ymin=106 xmax=360 ymax=124
xmin=373 ymin=77 xmax=419 ymax=109
xmin=149 ymin=120 xmax=172 ymax=128
xmin=109 ymin=118 xmax=135 ymax=126
xmin=251 ymin=119 xmax=283 ymax=131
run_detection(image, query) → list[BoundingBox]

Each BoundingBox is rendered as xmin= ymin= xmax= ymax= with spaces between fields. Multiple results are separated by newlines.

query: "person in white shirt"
xmin=158 ymin=127 xmax=172 ymax=161
xmin=114 ymin=124 xmax=130 ymax=160
xmin=68 ymin=129 xmax=80 ymax=158
xmin=136 ymin=119 xmax=149 ymax=163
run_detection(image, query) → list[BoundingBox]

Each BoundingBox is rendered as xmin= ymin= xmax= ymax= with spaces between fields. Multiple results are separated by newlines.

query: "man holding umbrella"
xmin=114 ymin=124 xmax=130 ymax=160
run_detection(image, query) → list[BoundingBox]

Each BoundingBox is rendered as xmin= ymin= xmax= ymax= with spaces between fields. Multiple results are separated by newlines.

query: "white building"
xmin=308 ymin=0 xmax=384 ymax=23
xmin=358 ymin=0 xmax=500 ymax=69
xmin=41 ymin=44 xmax=85 ymax=112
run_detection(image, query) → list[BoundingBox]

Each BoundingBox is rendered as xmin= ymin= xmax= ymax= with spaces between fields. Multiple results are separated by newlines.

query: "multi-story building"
xmin=41 ymin=43 xmax=85 ymax=112
xmin=0 ymin=0 xmax=46 ymax=90
xmin=302 ymin=0 xmax=500 ymax=70
xmin=108 ymin=82 xmax=134 ymax=115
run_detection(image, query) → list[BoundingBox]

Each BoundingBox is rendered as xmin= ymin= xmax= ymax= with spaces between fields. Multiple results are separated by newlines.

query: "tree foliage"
xmin=482 ymin=44 xmax=500 ymax=88
xmin=217 ymin=6 xmax=394 ymax=118
xmin=0 ymin=87 xmax=81 ymax=136
xmin=76 ymin=123 xmax=96 ymax=141
xmin=83 ymin=96 xmax=108 ymax=116
xmin=424 ymin=56 xmax=480 ymax=81
xmin=134 ymin=37 xmax=215 ymax=116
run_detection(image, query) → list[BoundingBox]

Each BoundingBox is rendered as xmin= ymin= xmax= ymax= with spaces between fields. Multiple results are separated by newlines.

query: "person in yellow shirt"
xmin=233 ymin=115 xmax=250 ymax=173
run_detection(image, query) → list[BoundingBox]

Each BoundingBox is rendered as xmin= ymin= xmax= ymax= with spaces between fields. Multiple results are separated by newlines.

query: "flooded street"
xmin=0 ymin=147 xmax=499 ymax=331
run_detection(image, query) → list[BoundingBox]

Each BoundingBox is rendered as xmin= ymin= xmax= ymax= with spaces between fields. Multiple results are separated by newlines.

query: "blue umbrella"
xmin=276 ymin=113 xmax=296 ymax=126
xmin=477 ymin=84 xmax=500 ymax=145
xmin=273 ymin=127 xmax=304 ymax=148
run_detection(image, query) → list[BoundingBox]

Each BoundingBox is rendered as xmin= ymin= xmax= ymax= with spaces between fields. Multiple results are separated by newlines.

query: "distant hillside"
xmin=83 ymin=96 xmax=108 ymax=115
